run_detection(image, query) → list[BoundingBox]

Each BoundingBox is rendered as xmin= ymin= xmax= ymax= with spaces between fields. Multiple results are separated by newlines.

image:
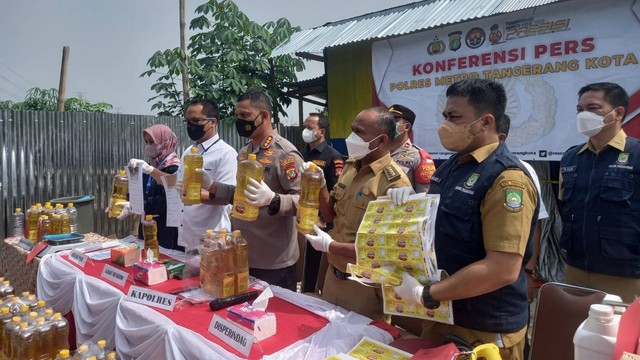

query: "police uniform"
xmin=425 ymin=142 xmax=538 ymax=360
xmin=390 ymin=139 xmax=435 ymax=193
xmin=324 ymin=153 xmax=411 ymax=320
xmin=301 ymin=141 xmax=345 ymax=292
xmin=560 ymin=130 xmax=640 ymax=303
xmin=215 ymin=129 xmax=303 ymax=291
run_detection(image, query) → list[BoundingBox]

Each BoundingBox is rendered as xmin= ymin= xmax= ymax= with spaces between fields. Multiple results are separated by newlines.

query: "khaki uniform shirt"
xmin=391 ymin=139 xmax=436 ymax=193
xmin=217 ymin=129 xmax=303 ymax=269
xmin=328 ymin=153 xmax=411 ymax=272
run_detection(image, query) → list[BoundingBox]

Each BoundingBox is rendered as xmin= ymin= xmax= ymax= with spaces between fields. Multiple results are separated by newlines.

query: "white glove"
xmin=115 ymin=201 xmax=132 ymax=220
xmin=298 ymin=161 xmax=326 ymax=188
xmin=393 ymin=272 xmax=424 ymax=305
xmin=195 ymin=168 xmax=214 ymax=190
xmin=387 ymin=187 xmax=415 ymax=206
xmin=245 ymin=178 xmax=275 ymax=207
xmin=129 ymin=158 xmax=154 ymax=175
xmin=304 ymin=225 xmax=334 ymax=253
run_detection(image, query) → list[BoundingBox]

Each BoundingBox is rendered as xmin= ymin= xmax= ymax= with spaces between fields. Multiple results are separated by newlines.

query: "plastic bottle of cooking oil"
xmin=12 ymin=322 xmax=36 ymax=360
xmin=35 ymin=316 xmax=55 ymax=359
xmin=27 ymin=205 xmax=39 ymax=242
xmin=50 ymin=214 xmax=62 ymax=235
xmin=3 ymin=316 xmax=21 ymax=360
xmin=61 ymin=213 xmax=71 ymax=234
xmin=66 ymin=203 xmax=77 ymax=233
xmin=181 ymin=147 xmax=203 ymax=205
xmin=220 ymin=230 xmax=236 ymax=298
xmin=108 ymin=170 xmax=128 ymax=218
xmin=55 ymin=349 xmax=71 ymax=359
xmin=0 ymin=307 xmax=13 ymax=357
xmin=142 ymin=215 xmax=159 ymax=261
xmin=232 ymin=230 xmax=249 ymax=294
xmin=232 ymin=154 xmax=264 ymax=221
xmin=37 ymin=216 xmax=51 ymax=243
xmin=12 ymin=208 xmax=24 ymax=238
xmin=296 ymin=163 xmax=324 ymax=235
xmin=199 ymin=229 xmax=218 ymax=296
xmin=51 ymin=313 xmax=69 ymax=355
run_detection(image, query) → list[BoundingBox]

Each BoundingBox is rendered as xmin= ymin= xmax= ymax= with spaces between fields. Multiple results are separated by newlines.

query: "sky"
xmin=0 ymin=0 xmax=417 ymax=124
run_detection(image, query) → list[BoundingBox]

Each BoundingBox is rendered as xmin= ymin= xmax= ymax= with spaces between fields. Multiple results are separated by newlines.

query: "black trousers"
xmin=250 ymin=264 xmax=297 ymax=292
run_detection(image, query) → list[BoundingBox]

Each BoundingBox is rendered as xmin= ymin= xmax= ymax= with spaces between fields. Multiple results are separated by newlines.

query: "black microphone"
xmin=209 ymin=290 xmax=261 ymax=311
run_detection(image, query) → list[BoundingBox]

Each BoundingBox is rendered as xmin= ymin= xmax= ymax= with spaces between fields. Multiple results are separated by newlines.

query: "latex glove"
xmin=387 ymin=187 xmax=415 ymax=206
xmin=298 ymin=161 xmax=326 ymax=188
xmin=195 ymin=168 xmax=214 ymax=190
xmin=245 ymin=178 xmax=275 ymax=207
xmin=115 ymin=201 xmax=132 ymax=220
xmin=304 ymin=225 xmax=334 ymax=253
xmin=393 ymin=272 xmax=424 ymax=305
xmin=129 ymin=158 xmax=154 ymax=175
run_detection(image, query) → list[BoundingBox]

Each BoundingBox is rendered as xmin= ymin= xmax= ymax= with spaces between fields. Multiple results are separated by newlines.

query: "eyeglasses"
xmin=183 ymin=117 xmax=214 ymax=125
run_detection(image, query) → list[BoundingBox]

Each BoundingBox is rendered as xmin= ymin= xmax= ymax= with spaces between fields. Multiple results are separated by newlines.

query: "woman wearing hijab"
xmin=118 ymin=124 xmax=183 ymax=250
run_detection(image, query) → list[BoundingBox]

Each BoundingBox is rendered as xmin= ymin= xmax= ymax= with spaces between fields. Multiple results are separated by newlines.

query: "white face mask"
xmin=144 ymin=144 xmax=162 ymax=159
xmin=345 ymin=132 xmax=381 ymax=160
xmin=302 ymin=128 xmax=317 ymax=143
xmin=576 ymin=109 xmax=615 ymax=137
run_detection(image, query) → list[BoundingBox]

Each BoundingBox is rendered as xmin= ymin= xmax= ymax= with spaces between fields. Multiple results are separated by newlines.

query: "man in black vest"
xmin=559 ymin=82 xmax=640 ymax=303
xmin=390 ymin=79 xmax=538 ymax=360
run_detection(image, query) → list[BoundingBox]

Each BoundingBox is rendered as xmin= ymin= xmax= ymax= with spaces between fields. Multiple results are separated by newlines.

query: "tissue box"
xmin=111 ymin=246 xmax=141 ymax=267
xmin=226 ymin=302 xmax=277 ymax=341
xmin=132 ymin=261 xmax=168 ymax=285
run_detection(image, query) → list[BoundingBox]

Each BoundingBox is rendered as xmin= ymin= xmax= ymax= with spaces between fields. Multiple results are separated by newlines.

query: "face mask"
xmin=437 ymin=116 xmax=484 ymax=152
xmin=144 ymin=144 xmax=162 ymax=159
xmin=187 ymin=121 xmax=208 ymax=141
xmin=302 ymin=129 xmax=317 ymax=143
xmin=345 ymin=132 xmax=381 ymax=160
xmin=235 ymin=114 xmax=262 ymax=138
xmin=394 ymin=123 xmax=405 ymax=138
xmin=576 ymin=109 xmax=615 ymax=137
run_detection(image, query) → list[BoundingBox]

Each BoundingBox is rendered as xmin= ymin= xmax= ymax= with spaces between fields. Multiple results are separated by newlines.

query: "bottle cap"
xmin=191 ymin=146 xmax=199 ymax=153
xmin=119 ymin=169 xmax=126 ymax=175
xmin=0 ymin=307 xmax=9 ymax=314
xmin=15 ymin=208 xmax=21 ymax=212
xmin=59 ymin=349 xmax=70 ymax=357
xmin=589 ymin=304 xmax=614 ymax=323
xmin=248 ymin=153 xmax=257 ymax=160
xmin=68 ymin=203 xmax=74 ymax=207
xmin=145 ymin=214 xmax=153 ymax=221
xmin=97 ymin=339 xmax=107 ymax=348
xmin=309 ymin=163 xmax=317 ymax=170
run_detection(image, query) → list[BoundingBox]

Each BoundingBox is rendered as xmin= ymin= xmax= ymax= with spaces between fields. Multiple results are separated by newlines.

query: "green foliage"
xmin=141 ymin=0 xmax=305 ymax=122
xmin=0 ymin=87 xmax=113 ymax=113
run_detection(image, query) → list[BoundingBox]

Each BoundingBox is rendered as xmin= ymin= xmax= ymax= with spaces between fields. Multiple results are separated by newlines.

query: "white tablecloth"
xmin=36 ymin=253 xmax=392 ymax=360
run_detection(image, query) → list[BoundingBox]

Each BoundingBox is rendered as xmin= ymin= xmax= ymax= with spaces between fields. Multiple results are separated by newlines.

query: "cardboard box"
xmin=227 ymin=302 xmax=276 ymax=342
xmin=132 ymin=261 xmax=168 ymax=286
xmin=111 ymin=246 xmax=141 ymax=267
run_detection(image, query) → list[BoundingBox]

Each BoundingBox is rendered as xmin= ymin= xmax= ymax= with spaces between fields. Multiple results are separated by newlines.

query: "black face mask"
xmin=235 ymin=114 xmax=262 ymax=138
xmin=187 ymin=122 xmax=207 ymax=141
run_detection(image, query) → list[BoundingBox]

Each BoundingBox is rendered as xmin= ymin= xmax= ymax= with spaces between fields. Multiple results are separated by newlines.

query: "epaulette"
xmin=383 ymin=165 xmax=401 ymax=181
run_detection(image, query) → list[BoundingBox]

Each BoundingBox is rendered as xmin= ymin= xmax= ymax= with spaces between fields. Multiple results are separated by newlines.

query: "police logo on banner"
xmin=427 ymin=37 xmax=446 ymax=55
xmin=448 ymin=31 xmax=462 ymax=51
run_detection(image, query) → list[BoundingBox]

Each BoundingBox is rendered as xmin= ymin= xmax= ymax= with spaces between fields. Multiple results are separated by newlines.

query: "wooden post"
xmin=57 ymin=46 xmax=70 ymax=112
xmin=179 ymin=0 xmax=190 ymax=105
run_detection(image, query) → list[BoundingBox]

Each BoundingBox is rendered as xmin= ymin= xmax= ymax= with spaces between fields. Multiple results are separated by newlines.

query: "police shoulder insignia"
xmin=281 ymin=156 xmax=298 ymax=181
xmin=262 ymin=136 xmax=273 ymax=148
xmin=500 ymin=180 xmax=525 ymax=189
xmin=504 ymin=188 xmax=524 ymax=212
xmin=384 ymin=165 xmax=401 ymax=181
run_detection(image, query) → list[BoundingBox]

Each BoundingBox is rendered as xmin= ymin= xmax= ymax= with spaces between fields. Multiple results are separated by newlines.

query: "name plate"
xmin=126 ymin=285 xmax=176 ymax=312
xmin=101 ymin=264 xmax=129 ymax=287
xmin=208 ymin=314 xmax=254 ymax=356
xmin=69 ymin=249 xmax=88 ymax=268
xmin=17 ymin=238 xmax=35 ymax=251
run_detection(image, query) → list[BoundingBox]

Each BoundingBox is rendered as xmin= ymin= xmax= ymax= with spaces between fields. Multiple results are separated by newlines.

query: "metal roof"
xmin=272 ymin=0 xmax=568 ymax=57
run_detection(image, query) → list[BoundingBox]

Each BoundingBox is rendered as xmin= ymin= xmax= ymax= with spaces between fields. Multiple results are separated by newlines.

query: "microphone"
xmin=209 ymin=290 xmax=261 ymax=311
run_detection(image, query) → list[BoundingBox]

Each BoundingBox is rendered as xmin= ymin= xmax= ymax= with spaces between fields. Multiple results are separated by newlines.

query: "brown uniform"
xmin=324 ymin=153 xmax=411 ymax=320
xmin=390 ymin=139 xmax=436 ymax=193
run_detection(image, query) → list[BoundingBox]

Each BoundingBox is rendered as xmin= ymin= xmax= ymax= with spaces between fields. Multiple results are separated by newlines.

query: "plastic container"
xmin=181 ymin=147 xmax=203 ymax=205
xmin=55 ymin=349 xmax=71 ymax=359
xmin=232 ymin=153 xmax=264 ymax=221
xmin=26 ymin=205 xmax=39 ymax=241
xmin=38 ymin=216 xmax=51 ymax=243
xmin=12 ymin=208 xmax=24 ymax=238
xmin=50 ymin=196 xmax=94 ymax=234
xmin=51 ymin=313 xmax=69 ymax=354
xmin=108 ymin=170 xmax=129 ymax=218
xmin=2 ymin=316 xmax=21 ymax=360
xmin=220 ymin=230 xmax=235 ymax=298
xmin=296 ymin=163 xmax=324 ymax=234
xmin=233 ymin=230 xmax=249 ymax=294
xmin=51 ymin=214 xmax=63 ymax=235
xmin=67 ymin=203 xmax=77 ymax=233
xmin=573 ymin=304 xmax=620 ymax=360
xmin=142 ymin=215 xmax=159 ymax=260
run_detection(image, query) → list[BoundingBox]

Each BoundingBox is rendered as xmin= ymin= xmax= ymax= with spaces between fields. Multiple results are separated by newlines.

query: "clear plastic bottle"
xmin=105 ymin=351 xmax=118 ymax=360
xmin=51 ymin=313 xmax=69 ymax=354
xmin=23 ymin=294 xmax=38 ymax=311
xmin=220 ymin=231 xmax=236 ymax=298
xmin=296 ymin=163 xmax=324 ymax=234
xmin=142 ymin=215 xmax=159 ymax=261
xmin=574 ymin=304 xmax=620 ymax=360
xmin=108 ymin=170 xmax=128 ymax=218
xmin=55 ymin=349 xmax=71 ymax=359
xmin=37 ymin=216 xmax=51 ymax=243
xmin=232 ymin=230 xmax=249 ymax=294
xmin=232 ymin=153 xmax=264 ymax=221
xmin=73 ymin=344 xmax=89 ymax=360
xmin=0 ymin=307 xmax=13 ymax=356
xmin=35 ymin=316 xmax=55 ymax=359
xmin=44 ymin=205 xmax=55 ymax=220
xmin=66 ymin=203 xmax=77 ymax=233
xmin=1 ymin=280 xmax=15 ymax=298
xmin=51 ymin=214 xmax=63 ymax=235
xmin=35 ymin=203 xmax=44 ymax=217
xmin=27 ymin=205 xmax=39 ymax=242
xmin=12 ymin=322 xmax=37 ymax=360
xmin=3 ymin=316 xmax=21 ymax=360
xmin=95 ymin=339 xmax=107 ymax=360
xmin=12 ymin=208 xmax=25 ymax=238
xmin=181 ymin=147 xmax=203 ymax=205
xmin=61 ymin=213 xmax=71 ymax=234
xmin=199 ymin=229 xmax=218 ymax=296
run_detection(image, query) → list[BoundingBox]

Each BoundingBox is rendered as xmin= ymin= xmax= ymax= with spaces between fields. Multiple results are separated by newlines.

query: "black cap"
xmin=388 ymin=104 xmax=416 ymax=126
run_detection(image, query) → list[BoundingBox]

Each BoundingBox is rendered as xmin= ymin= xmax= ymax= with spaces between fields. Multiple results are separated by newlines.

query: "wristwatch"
xmin=267 ymin=193 xmax=281 ymax=216
xmin=525 ymin=267 xmax=538 ymax=278
xmin=421 ymin=285 xmax=440 ymax=310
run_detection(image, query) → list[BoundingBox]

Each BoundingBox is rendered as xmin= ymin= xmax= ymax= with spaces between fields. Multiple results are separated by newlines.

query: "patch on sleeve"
xmin=500 ymin=180 xmax=525 ymax=189
xmin=334 ymin=159 xmax=345 ymax=177
xmin=504 ymin=188 xmax=524 ymax=212
xmin=312 ymin=159 xmax=327 ymax=167
xmin=281 ymin=156 xmax=298 ymax=181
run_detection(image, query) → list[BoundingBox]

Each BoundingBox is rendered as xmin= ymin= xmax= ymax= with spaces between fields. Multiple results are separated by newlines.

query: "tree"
xmin=0 ymin=87 xmax=113 ymax=113
xmin=141 ymin=0 xmax=305 ymax=122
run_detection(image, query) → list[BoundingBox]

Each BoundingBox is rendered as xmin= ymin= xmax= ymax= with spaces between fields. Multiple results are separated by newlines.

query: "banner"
xmin=373 ymin=0 xmax=640 ymax=160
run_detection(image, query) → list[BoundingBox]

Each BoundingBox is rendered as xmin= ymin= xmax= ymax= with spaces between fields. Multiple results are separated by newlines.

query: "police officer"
xmin=201 ymin=90 xmax=303 ymax=291
xmin=560 ymin=82 xmax=640 ymax=303
xmin=300 ymin=112 xmax=344 ymax=293
xmin=390 ymin=79 xmax=538 ymax=360
xmin=303 ymin=107 xmax=411 ymax=320
xmin=388 ymin=104 xmax=436 ymax=192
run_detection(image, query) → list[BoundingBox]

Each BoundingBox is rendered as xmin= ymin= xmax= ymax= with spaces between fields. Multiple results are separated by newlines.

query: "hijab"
xmin=142 ymin=124 xmax=181 ymax=168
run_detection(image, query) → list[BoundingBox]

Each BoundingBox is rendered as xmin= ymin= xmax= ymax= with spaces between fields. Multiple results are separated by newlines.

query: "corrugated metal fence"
xmin=0 ymin=110 xmax=302 ymax=239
